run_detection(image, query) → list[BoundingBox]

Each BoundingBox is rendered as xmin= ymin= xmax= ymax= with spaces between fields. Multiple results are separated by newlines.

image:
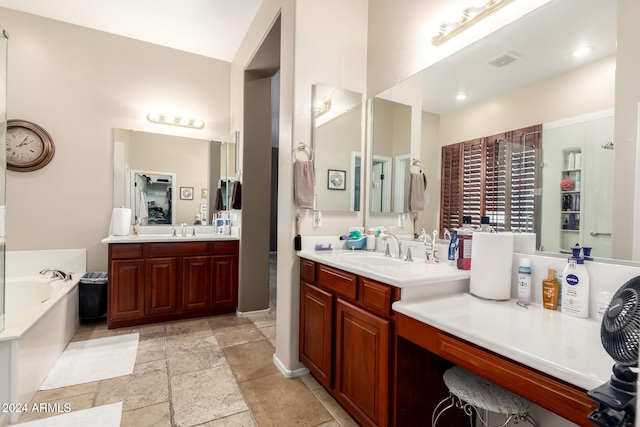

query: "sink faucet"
xmin=181 ymin=222 xmax=187 ymax=237
xmin=40 ymin=268 xmax=71 ymax=281
xmin=383 ymin=232 xmax=403 ymax=259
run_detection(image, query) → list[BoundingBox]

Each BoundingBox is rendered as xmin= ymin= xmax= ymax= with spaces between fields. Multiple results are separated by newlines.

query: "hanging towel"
xmin=409 ymin=171 xmax=427 ymax=211
xmin=137 ymin=191 xmax=149 ymax=225
xmin=294 ymin=160 xmax=315 ymax=209
xmin=231 ymin=181 xmax=242 ymax=209
xmin=213 ymin=187 xmax=224 ymax=211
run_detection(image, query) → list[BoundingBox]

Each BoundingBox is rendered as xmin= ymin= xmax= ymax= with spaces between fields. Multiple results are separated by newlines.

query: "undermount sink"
xmin=339 ymin=253 xmax=406 ymax=266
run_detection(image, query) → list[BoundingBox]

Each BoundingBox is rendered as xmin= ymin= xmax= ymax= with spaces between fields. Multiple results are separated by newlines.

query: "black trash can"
xmin=79 ymin=272 xmax=108 ymax=321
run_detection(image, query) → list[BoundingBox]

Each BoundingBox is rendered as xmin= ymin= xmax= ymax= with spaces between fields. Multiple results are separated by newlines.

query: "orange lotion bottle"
xmin=542 ymin=268 xmax=559 ymax=310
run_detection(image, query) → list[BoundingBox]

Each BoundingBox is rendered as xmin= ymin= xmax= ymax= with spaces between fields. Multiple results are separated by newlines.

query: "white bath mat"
xmin=40 ymin=334 xmax=139 ymax=390
xmin=17 ymin=402 xmax=122 ymax=427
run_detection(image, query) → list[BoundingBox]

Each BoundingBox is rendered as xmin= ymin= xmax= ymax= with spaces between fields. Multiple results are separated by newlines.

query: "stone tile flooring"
xmin=18 ymin=313 xmax=358 ymax=427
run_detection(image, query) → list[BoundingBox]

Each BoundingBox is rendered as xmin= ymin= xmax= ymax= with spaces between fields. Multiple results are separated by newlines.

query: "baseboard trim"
xmin=236 ymin=308 xmax=271 ymax=317
xmin=273 ymin=354 xmax=309 ymax=378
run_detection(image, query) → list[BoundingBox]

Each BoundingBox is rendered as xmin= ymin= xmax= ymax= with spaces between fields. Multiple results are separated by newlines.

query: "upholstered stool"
xmin=432 ymin=366 xmax=539 ymax=427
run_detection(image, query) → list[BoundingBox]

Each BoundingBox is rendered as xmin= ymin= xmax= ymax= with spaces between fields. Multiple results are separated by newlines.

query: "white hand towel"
xmin=137 ymin=191 xmax=149 ymax=225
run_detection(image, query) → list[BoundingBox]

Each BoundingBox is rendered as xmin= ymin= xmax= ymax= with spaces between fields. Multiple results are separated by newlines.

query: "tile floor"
xmin=18 ymin=253 xmax=357 ymax=427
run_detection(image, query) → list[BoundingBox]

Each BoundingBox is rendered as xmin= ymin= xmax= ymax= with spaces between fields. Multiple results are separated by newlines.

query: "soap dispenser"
xmin=561 ymin=247 xmax=590 ymax=318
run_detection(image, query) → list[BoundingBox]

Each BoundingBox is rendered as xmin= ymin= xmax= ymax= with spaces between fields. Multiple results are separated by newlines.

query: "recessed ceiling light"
xmin=456 ymin=93 xmax=467 ymax=101
xmin=573 ymin=46 xmax=594 ymax=57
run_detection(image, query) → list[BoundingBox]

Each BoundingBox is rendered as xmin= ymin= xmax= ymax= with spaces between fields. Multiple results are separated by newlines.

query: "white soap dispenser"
xmin=561 ymin=247 xmax=590 ymax=318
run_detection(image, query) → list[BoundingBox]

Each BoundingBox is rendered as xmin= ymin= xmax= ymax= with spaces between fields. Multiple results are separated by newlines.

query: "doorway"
xmin=237 ymin=15 xmax=281 ymax=314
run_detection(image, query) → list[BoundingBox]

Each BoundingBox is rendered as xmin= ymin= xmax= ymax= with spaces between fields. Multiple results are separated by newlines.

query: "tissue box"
xmin=345 ymin=237 xmax=366 ymax=250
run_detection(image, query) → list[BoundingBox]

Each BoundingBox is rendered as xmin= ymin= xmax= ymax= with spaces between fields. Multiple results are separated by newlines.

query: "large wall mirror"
xmin=312 ymin=83 xmax=363 ymax=212
xmin=365 ymin=0 xmax=620 ymax=258
xmin=113 ymin=129 xmax=236 ymax=226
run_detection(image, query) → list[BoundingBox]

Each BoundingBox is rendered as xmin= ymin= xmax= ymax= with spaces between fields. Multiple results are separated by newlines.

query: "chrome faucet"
xmin=181 ymin=222 xmax=187 ymax=237
xmin=383 ymin=232 xmax=403 ymax=259
xmin=39 ymin=268 xmax=71 ymax=281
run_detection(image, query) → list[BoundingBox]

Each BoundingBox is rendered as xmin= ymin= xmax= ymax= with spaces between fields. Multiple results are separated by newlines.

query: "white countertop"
xmin=393 ymin=293 xmax=614 ymax=391
xmin=297 ymin=249 xmax=470 ymax=288
xmin=102 ymin=234 xmax=239 ymax=244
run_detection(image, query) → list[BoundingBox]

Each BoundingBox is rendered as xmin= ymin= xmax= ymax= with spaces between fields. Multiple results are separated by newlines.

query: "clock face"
xmin=7 ymin=127 xmax=45 ymax=164
xmin=6 ymin=120 xmax=55 ymax=172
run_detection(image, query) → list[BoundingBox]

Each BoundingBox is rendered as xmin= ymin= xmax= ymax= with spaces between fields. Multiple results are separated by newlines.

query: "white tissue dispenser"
xmin=470 ymin=232 xmax=514 ymax=300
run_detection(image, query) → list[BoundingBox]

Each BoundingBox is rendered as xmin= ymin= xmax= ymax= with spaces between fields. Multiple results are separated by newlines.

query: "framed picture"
xmin=201 ymin=188 xmax=208 ymax=199
xmin=200 ymin=204 xmax=207 ymax=214
xmin=328 ymin=169 xmax=346 ymax=190
xmin=180 ymin=187 xmax=194 ymax=200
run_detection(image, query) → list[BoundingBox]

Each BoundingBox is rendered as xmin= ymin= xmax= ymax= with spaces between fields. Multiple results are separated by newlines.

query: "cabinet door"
xmin=145 ymin=258 xmax=177 ymax=315
xmin=211 ymin=255 xmax=238 ymax=310
xmin=300 ymin=281 xmax=333 ymax=389
xmin=182 ymin=256 xmax=211 ymax=311
xmin=335 ymin=298 xmax=390 ymax=427
xmin=109 ymin=260 xmax=145 ymax=322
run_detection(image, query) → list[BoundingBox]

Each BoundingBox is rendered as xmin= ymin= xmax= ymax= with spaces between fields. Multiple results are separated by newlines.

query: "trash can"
xmin=79 ymin=272 xmax=108 ymax=321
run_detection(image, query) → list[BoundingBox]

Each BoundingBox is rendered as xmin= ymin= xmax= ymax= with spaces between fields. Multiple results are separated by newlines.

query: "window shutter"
xmin=461 ymin=138 xmax=483 ymax=226
xmin=440 ymin=143 xmax=461 ymax=233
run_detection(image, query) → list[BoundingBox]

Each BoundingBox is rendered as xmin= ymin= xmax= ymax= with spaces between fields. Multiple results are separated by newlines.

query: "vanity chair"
xmin=432 ymin=366 xmax=539 ymax=427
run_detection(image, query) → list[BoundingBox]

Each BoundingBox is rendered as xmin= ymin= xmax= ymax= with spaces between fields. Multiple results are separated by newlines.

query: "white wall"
xmin=2 ymin=8 xmax=230 ymax=271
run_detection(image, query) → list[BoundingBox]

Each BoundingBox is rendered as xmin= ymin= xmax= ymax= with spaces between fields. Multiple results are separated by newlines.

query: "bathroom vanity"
xmin=297 ymin=249 xmax=610 ymax=427
xmin=103 ymin=236 xmax=239 ymax=329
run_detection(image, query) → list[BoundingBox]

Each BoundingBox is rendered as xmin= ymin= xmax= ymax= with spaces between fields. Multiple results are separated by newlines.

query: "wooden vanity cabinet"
xmin=108 ymin=240 xmax=239 ymax=328
xmin=299 ymin=260 xmax=399 ymax=427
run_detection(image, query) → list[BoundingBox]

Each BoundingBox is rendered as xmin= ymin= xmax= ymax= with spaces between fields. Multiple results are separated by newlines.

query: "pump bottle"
xmin=561 ymin=247 xmax=590 ymax=318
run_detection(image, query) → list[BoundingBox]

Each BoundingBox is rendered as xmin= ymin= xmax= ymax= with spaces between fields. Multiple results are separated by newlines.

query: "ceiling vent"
xmin=488 ymin=52 xmax=521 ymax=67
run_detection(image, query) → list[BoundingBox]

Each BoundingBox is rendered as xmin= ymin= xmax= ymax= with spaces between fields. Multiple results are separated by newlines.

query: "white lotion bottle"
xmin=517 ymin=258 xmax=532 ymax=305
xmin=561 ymin=247 xmax=590 ymax=318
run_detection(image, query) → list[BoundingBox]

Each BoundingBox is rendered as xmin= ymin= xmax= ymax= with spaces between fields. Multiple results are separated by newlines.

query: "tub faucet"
xmin=39 ymin=268 xmax=70 ymax=281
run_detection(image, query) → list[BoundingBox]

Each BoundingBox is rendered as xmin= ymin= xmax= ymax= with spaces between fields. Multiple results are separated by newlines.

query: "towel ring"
xmin=411 ymin=158 xmax=424 ymax=173
xmin=293 ymin=142 xmax=314 ymax=162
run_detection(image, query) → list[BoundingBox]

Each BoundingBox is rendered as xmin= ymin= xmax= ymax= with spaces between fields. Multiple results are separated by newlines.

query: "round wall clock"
xmin=6 ymin=120 xmax=55 ymax=172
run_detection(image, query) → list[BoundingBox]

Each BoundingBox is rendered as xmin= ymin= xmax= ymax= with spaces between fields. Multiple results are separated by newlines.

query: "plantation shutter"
xmin=439 ymin=125 xmax=541 ymax=236
xmin=440 ymin=143 xmax=461 ymax=233
xmin=461 ymin=138 xmax=484 ymax=226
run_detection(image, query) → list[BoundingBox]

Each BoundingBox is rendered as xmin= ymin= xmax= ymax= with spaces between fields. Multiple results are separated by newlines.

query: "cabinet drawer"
xmin=149 ymin=242 xmax=209 ymax=257
xmin=300 ymin=259 xmax=316 ymax=283
xmin=317 ymin=264 xmax=357 ymax=300
xmin=359 ymin=278 xmax=394 ymax=316
xmin=212 ymin=240 xmax=239 ymax=255
xmin=111 ymin=244 xmax=143 ymax=260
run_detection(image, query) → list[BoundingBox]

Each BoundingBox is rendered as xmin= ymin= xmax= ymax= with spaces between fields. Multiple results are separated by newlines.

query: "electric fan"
xmin=588 ymin=275 xmax=640 ymax=427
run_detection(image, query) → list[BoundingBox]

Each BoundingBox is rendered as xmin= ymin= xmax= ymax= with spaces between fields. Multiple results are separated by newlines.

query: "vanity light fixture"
xmin=573 ymin=46 xmax=594 ymax=57
xmin=432 ymin=0 xmax=516 ymax=46
xmin=146 ymin=112 xmax=205 ymax=129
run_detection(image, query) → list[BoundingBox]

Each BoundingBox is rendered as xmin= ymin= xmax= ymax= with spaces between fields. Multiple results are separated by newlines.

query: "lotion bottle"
xmin=517 ymin=258 xmax=532 ymax=306
xmin=561 ymin=247 xmax=590 ymax=318
xmin=542 ymin=268 xmax=559 ymax=310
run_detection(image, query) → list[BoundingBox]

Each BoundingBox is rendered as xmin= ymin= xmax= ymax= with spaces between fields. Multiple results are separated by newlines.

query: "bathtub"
xmin=0 ymin=249 xmax=85 ymax=426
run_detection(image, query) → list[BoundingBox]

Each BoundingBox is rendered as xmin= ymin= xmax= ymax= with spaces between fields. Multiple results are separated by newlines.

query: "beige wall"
xmin=2 ymin=8 xmax=231 ymax=271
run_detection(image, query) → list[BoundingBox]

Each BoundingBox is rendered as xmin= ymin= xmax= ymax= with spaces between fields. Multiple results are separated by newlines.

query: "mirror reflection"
xmin=369 ymin=98 xmax=411 ymax=213
xmin=113 ymin=129 xmax=235 ymax=226
xmin=365 ymin=0 xmax=617 ymax=257
xmin=312 ymin=84 xmax=363 ymax=212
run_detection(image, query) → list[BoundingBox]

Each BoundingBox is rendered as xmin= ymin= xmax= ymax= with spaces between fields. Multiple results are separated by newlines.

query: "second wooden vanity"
xmin=298 ymin=250 xmax=610 ymax=427
xmin=106 ymin=239 xmax=239 ymax=329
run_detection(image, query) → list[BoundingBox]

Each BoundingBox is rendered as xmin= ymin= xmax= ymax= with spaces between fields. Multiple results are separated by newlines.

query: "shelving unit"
xmin=559 ymin=149 xmax=582 ymax=251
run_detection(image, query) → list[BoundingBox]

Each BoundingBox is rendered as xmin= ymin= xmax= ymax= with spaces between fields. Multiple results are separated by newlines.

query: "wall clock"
xmin=6 ymin=120 xmax=55 ymax=172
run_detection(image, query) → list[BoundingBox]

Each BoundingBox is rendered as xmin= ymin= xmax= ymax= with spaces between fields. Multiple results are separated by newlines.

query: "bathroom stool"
xmin=432 ymin=366 xmax=539 ymax=427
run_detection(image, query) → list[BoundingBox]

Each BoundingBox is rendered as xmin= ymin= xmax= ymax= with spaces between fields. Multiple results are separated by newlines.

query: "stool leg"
xmin=432 ymin=394 xmax=454 ymax=426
